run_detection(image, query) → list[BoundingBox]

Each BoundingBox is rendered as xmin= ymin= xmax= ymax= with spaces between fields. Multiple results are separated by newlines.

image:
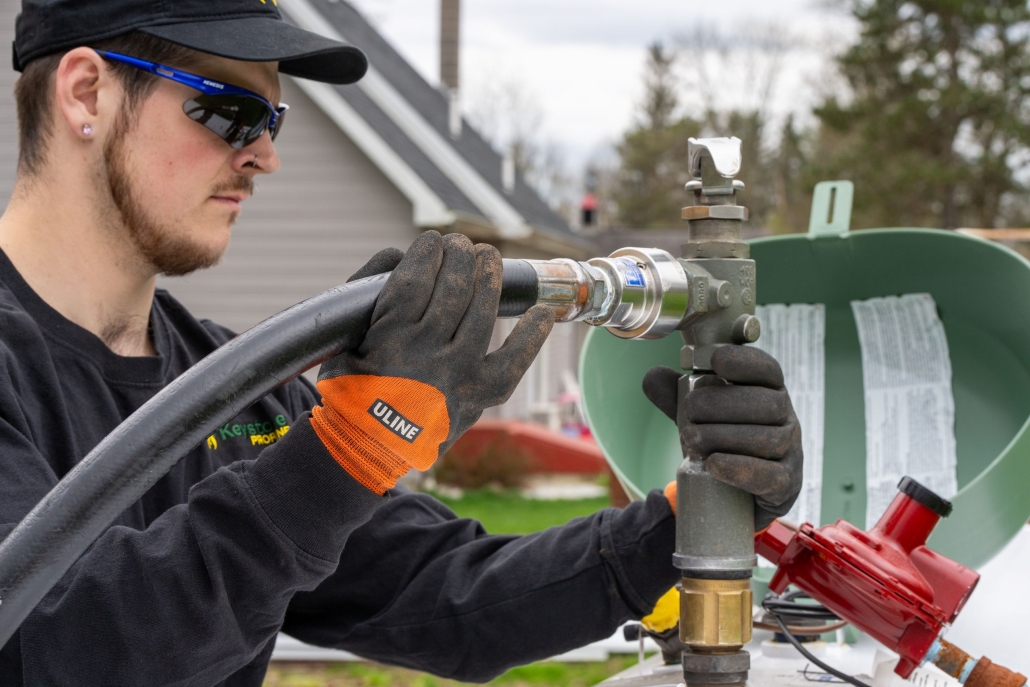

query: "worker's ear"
xmin=53 ymin=48 xmax=120 ymax=144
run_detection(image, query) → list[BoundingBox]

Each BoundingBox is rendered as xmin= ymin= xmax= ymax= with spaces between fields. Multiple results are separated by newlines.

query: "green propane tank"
xmin=580 ymin=181 xmax=1030 ymax=571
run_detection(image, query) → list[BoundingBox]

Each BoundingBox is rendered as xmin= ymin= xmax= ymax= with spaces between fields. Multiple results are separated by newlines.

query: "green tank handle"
xmin=808 ymin=181 xmax=854 ymax=236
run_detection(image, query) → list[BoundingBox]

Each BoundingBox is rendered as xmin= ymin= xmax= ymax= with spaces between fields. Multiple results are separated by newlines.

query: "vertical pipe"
xmin=439 ymin=0 xmax=461 ymax=92
xmin=676 ymin=140 xmax=754 ymax=687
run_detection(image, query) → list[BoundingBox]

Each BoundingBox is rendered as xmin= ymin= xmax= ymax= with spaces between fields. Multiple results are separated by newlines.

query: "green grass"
xmin=264 ymin=656 xmax=643 ymax=687
xmin=432 ymin=490 xmax=611 ymax=534
xmin=491 ymin=658 xmax=641 ymax=686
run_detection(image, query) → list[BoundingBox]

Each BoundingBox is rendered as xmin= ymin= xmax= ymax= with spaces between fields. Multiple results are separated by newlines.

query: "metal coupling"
xmin=682 ymin=650 xmax=750 ymax=687
xmin=517 ymin=258 xmax=610 ymax=322
xmin=586 ymin=248 xmax=690 ymax=339
xmin=521 ymin=247 xmax=690 ymax=339
xmin=679 ymin=577 xmax=753 ymax=650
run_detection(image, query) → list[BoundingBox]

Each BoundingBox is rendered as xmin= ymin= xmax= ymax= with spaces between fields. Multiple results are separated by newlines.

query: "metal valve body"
xmin=509 ymin=138 xmax=761 ymax=687
xmin=675 ymin=137 xmax=757 ymax=687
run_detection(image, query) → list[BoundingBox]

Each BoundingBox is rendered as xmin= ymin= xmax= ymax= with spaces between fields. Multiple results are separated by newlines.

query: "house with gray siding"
xmin=0 ymin=0 xmax=595 ymax=424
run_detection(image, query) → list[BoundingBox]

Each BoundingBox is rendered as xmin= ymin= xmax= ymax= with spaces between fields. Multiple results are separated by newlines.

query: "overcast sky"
xmin=347 ymin=0 xmax=857 ymax=173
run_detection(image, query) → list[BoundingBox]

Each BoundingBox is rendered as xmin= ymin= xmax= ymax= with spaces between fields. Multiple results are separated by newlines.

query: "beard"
xmin=103 ymin=115 xmax=254 ymax=277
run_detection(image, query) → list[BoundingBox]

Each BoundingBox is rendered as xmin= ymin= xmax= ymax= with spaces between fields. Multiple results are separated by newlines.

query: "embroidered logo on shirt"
xmin=368 ymin=399 xmax=423 ymax=442
xmin=205 ymin=414 xmax=290 ymax=450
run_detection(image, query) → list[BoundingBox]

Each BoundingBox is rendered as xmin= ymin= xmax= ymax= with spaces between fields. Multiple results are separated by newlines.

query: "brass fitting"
xmin=679 ymin=577 xmax=753 ymax=650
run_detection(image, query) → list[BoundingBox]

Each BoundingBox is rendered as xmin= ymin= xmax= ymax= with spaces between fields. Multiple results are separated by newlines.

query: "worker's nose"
xmin=232 ymin=131 xmax=281 ymax=175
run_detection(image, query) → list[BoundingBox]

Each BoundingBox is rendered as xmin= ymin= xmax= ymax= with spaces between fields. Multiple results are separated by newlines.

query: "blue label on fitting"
xmin=618 ymin=258 xmax=646 ymax=287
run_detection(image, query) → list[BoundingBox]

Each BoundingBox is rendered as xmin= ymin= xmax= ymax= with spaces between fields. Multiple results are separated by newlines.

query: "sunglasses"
xmin=96 ymin=50 xmax=289 ymax=149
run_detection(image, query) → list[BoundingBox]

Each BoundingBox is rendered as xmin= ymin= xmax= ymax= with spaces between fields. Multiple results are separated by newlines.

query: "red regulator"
xmin=756 ymin=477 xmax=980 ymax=679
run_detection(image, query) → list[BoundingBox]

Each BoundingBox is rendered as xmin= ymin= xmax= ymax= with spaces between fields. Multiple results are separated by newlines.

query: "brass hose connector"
xmin=679 ymin=577 xmax=752 ymax=650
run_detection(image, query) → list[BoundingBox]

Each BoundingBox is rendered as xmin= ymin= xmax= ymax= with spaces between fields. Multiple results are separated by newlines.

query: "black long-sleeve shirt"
xmin=0 ymin=248 xmax=677 ymax=686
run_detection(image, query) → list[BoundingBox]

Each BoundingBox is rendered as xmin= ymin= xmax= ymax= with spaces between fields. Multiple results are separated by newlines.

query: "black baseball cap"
xmin=13 ymin=0 xmax=368 ymax=85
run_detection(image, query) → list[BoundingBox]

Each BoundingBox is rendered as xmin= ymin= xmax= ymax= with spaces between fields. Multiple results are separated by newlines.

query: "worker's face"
xmin=101 ymin=54 xmax=282 ymax=276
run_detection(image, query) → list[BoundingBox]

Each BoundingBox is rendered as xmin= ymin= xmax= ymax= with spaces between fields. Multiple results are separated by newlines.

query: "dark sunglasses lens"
xmin=183 ymin=95 xmax=271 ymax=148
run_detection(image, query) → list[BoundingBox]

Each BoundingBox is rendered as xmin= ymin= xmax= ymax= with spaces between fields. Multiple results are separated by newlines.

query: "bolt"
xmin=716 ymin=282 xmax=733 ymax=308
xmin=681 ymin=346 xmax=695 ymax=371
xmin=731 ymin=315 xmax=761 ymax=344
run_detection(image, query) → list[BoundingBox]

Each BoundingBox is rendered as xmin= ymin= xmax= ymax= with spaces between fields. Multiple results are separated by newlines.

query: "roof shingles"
xmin=304 ymin=0 xmax=579 ymax=241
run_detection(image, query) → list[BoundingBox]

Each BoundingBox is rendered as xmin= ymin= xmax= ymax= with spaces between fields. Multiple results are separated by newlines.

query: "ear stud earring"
xmin=82 ymin=124 xmax=93 ymax=136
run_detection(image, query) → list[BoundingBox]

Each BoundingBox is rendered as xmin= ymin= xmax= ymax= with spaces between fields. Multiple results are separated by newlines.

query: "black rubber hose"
xmin=0 ymin=260 xmax=543 ymax=649
xmin=497 ymin=259 xmax=539 ymax=317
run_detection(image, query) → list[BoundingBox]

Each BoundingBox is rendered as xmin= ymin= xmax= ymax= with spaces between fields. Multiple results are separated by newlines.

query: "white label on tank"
xmin=753 ymin=303 xmax=826 ymax=531
xmin=851 ymin=294 xmax=957 ymax=528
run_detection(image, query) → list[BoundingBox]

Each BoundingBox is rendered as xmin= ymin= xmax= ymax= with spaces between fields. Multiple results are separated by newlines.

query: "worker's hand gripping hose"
xmin=311 ymin=234 xmax=557 ymax=496
xmin=0 ymin=247 xmax=689 ymax=649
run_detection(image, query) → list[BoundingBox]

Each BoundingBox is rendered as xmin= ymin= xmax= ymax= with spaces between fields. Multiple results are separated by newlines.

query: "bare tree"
xmin=466 ymin=76 xmax=575 ymax=218
xmin=466 ymin=78 xmax=544 ymax=177
xmin=610 ymin=42 xmax=704 ymax=229
xmin=675 ymin=22 xmax=792 ymax=125
xmin=673 ymin=22 xmax=798 ymax=230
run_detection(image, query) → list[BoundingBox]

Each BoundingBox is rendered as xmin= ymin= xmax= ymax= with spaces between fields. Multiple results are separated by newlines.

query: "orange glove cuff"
xmin=311 ymin=375 xmax=451 ymax=495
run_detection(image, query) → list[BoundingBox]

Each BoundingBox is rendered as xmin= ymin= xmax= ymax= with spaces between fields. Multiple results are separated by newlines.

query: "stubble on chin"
xmin=102 ymin=117 xmax=249 ymax=278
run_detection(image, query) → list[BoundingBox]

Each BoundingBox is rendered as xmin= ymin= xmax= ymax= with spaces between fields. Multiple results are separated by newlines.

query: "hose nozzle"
xmin=501 ymin=248 xmax=690 ymax=340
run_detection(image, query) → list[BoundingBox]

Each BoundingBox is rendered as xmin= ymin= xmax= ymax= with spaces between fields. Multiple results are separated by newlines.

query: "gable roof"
xmin=282 ymin=0 xmax=592 ymax=254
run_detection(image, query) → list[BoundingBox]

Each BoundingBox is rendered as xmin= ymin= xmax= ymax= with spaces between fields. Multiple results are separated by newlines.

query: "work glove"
xmin=642 ymin=345 xmax=802 ymax=532
xmin=346 ymin=247 xmax=405 ymax=283
xmin=311 ymin=231 xmax=556 ymax=495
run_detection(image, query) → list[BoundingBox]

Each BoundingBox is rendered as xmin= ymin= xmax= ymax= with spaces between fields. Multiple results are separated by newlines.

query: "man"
xmin=0 ymin=1 xmax=803 ymax=685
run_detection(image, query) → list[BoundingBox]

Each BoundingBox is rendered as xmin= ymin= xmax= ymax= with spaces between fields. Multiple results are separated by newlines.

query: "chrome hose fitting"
xmin=587 ymin=248 xmax=690 ymax=339
xmin=518 ymin=247 xmax=690 ymax=340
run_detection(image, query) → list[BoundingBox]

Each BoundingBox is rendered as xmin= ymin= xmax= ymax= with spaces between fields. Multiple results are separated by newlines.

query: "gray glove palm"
xmin=642 ymin=345 xmax=803 ymax=531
